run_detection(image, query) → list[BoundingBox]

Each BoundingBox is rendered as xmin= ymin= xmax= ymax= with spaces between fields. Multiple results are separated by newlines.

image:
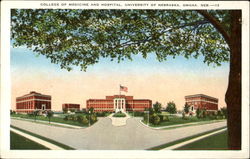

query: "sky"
xmin=11 ymin=45 xmax=229 ymax=111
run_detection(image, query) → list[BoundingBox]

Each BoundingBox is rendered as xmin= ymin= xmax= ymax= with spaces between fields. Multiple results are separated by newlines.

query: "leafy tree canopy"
xmin=11 ymin=9 xmax=230 ymax=71
xmin=153 ymin=101 xmax=162 ymax=113
xmin=183 ymin=103 xmax=190 ymax=114
xmin=166 ymin=101 xmax=177 ymax=114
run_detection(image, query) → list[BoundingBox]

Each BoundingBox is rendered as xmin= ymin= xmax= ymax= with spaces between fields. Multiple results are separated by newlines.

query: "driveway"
xmin=11 ymin=118 xmax=226 ymax=150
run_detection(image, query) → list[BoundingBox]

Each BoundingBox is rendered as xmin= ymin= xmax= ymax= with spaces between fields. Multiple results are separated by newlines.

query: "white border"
xmin=1 ymin=1 xmax=249 ymax=158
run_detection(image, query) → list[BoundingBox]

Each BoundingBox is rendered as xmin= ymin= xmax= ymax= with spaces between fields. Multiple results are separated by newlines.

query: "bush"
xmin=113 ymin=112 xmax=126 ymax=117
xmin=81 ymin=116 xmax=89 ymax=125
xmin=196 ymin=109 xmax=207 ymax=119
xmin=143 ymin=114 xmax=149 ymax=123
xmin=182 ymin=112 xmax=188 ymax=120
xmin=152 ymin=114 xmax=160 ymax=125
xmin=158 ymin=114 xmax=169 ymax=122
xmin=64 ymin=115 xmax=69 ymax=121
xmin=90 ymin=114 xmax=97 ymax=124
xmin=96 ymin=112 xmax=106 ymax=117
xmin=208 ymin=113 xmax=216 ymax=120
xmin=63 ymin=108 xmax=68 ymax=114
xmin=133 ymin=111 xmax=144 ymax=117
xmin=77 ymin=115 xmax=84 ymax=123
xmin=10 ymin=110 xmax=16 ymax=115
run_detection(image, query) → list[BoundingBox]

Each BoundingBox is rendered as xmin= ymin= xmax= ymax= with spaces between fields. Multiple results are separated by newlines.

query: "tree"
xmin=11 ymin=9 xmax=241 ymax=149
xmin=33 ymin=110 xmax=39 ymax=121
xmin=184 ymin=103 xmax=190 ymax=114
xmin=221 ymin=107 xmax=228 ymax=119
xmin=46 ymin=110 xmax=54 ymax=124
xmin=88 ymin=107 xmax=94 ymax=114
xmin=62 ymin=108 xmax=68 ymax=114
xmin=153 ymin=102 xmax=162 ymax=113
xmin=69 ymin=109 xmax=75 ymax=113
xmin=166 ymin=101 xmax=177 ymax=114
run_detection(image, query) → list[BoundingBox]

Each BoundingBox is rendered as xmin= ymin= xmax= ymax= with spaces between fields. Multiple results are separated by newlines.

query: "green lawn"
xmin=11 ymin=114 xmax=87 ymax=127
xmin=144 ymin=116 xmax=224 ymax=127
xmin=11 ymin=125 xmax=75 ymax=150
xmin=10 ymin=131 xmax=49 ymax=150
xmin=147 ymin=127 xmax=227 ymax=150
xmin=176 ymin=130 xmax=228 ymax=150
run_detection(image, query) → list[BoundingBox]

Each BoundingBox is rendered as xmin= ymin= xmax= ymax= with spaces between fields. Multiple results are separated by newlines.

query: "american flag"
xmin=120 ymin=85 xmax=128 ymax=92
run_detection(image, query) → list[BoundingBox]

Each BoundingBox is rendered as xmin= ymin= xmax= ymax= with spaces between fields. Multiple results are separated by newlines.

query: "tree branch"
xmin=196 ymin=10 xmax=231 ymax=46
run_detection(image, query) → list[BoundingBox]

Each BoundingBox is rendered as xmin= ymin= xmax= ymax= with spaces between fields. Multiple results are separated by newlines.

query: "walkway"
xmin=11 ymin=118 xmax=226 ymax=150
xmin=107 ymin=112 xmax=131 ymax=126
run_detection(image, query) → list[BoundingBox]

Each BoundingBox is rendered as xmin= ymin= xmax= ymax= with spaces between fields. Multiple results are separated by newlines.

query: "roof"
xmin=16 ymin=91 xmax=51 ymax=99
xmin=185 ymin=94 xmax=218 ymax=101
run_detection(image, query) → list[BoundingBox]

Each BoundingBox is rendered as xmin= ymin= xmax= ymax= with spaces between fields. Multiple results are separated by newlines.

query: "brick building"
xmin=16 ymin=91 xmax=51 ymax=113
xmin=62 ymin=103 xmax=80 ymax=111
xmin=86 ymin=95 xmax=152 ymax=112
xmin=185 ymin=94 xmax=218 ymax=113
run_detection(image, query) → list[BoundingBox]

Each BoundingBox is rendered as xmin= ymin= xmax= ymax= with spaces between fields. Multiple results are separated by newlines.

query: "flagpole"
xmin=119 ymin=84 xmax=121 ymax=112
xmin=119 ymin=84 xmax=121 ymax=96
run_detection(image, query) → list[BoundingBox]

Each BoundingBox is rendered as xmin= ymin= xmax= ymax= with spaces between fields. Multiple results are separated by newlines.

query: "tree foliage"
xmin=46 ymin=110 xmax=54 ymax=123
xmin=166 ymin=101 xmax=177 ymax=114
xmin=183 ymin=103 xmax=190 ymax=114
xmin=10 ymin=9 xmax=242 ymax=149
xmin=11 ymin=9 xmax=230 ymax=71
xmin=153 ymin=101 xmax=162 ymax=113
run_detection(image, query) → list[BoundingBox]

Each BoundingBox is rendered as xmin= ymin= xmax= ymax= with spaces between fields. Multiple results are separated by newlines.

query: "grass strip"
xmin=10 ymin=131 xmax=50 ymax=150
xmin=12 ymin=117 xmax=84 ymax=129
xmin=162 ymin=120 xmax=223 ymax=130
xmin=147 ymin=126 xmax=227 ymax=150
xmin=10 ymin=125 xmax=75 ymax=150
xmin=176 ymin=130 xmax=228 ymax=150
xmin=11 ymin=114 xmax=87 ymax=127
xmin=142 ymin=117 xmax=225 ymax=127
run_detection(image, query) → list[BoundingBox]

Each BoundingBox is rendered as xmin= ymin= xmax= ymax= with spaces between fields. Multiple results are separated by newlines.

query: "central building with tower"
xmin=86 ymin=95 xmax=152 ymax=112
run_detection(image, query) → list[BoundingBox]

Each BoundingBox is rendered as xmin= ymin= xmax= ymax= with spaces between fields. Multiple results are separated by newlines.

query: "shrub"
xmin=133 ymin=111 xmax=144 ymax=117
xmin=72 ymin=115 xmax=77 ymax=121
xmin=96 ymin=112 xmax=106 ymax=117
xmin=182 ymin=112 xmax=188 ymax=120
xmin=152 ymin=114 xmax=160 ymax=125
xmin=63 ymin=108 xmax=68 ymax=114
xmin=64 ymin=115 xmax=69 ymax=121
xmin=208 ymin=113 xmax=216 ymax=120
xmin=81 ymin=116 xmax=89 ymax=125
xmin=90 ymin=114 xmax=97 ymax=123
xmin=113 ymin=112 xmax=126 ymax=117
xmin=159 ymin=114 xmax=169 ymax=122
xmin=77 ymin=115 xmax=84 ymax=123
xmin=143 ymin=114 xmax=149 ymax=123
xmin=10 ymin=110 xmax=16 ymax=115
xmin=28 ymin=113 xmax=34 ymax=117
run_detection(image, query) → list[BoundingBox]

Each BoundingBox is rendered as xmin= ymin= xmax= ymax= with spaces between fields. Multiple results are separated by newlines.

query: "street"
xmin=11 ymin=118 xmax=226 ymax=150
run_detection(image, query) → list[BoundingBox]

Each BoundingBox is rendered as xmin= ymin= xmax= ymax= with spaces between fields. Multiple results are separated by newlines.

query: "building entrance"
xmin=114 ymin=98 xmax=126 ymax=112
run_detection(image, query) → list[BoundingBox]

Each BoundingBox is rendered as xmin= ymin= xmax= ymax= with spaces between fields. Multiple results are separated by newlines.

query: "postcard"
xmin=1 ymin=1 xmax=249 ymax=158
